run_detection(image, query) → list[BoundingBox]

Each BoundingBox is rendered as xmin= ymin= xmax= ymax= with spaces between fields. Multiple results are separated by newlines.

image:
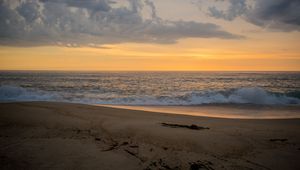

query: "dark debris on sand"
xmin=269 ymin=138 xmax=288 ymax=142
xmin=189 ymin=160 xmax=214 ymax=170
xmin=161 ymin=123 xmax=209 ymax=130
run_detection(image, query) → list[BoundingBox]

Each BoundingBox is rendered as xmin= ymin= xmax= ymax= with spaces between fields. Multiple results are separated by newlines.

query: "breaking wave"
xmin=101 ymin=87 xmax=300 ymax=105
xmin=0 ymin=85 xmax=299 ymax=105
xmin=0 ymin=85 xmax=59 ymax=102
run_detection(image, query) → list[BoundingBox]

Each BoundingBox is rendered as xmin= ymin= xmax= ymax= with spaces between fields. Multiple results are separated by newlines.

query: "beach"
xmin=1 ymin=0 xmax=300 ymax=169
xmin=0 ymin=102 xmax=299 ymax=170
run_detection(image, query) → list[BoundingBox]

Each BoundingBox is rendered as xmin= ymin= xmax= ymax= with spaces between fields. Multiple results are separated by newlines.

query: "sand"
xmin=0 ymin=102 xmax=299 ymax=170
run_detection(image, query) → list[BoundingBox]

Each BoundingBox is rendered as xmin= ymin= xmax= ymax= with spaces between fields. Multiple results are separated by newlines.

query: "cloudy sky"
xmin=0 ymin=0 xmax=299 ymax=70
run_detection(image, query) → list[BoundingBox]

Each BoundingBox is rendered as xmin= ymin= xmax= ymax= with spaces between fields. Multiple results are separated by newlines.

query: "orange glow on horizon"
xmin=1 ymin=37 xmax=300 ymax=71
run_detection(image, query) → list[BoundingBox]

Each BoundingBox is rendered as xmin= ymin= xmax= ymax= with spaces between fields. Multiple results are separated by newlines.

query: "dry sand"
xmin=0 ymin=102 xmax=299 ymax=170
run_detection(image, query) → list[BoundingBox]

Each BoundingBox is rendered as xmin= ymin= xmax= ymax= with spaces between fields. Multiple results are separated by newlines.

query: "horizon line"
xmin=0 ymin=69 xmax=299 ymax=72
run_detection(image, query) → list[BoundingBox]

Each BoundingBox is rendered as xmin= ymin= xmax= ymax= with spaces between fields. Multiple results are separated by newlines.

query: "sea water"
xmin=1 ymin=71 xmax=299 ymax=106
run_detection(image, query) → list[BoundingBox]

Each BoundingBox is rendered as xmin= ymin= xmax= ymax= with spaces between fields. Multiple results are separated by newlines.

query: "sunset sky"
xmin=0 ymin=0 xmax=299 ymax=71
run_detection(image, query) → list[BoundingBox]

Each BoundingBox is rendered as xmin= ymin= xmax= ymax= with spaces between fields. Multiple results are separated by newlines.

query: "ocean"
xmin=0 ymin=71 xmax=300 ymax=106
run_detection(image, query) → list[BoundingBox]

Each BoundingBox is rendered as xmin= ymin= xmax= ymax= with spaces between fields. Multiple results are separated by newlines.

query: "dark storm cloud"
xmin=41 ymin=0 xmax=113 ymax=12
xmin=208 ymin=0 xmax=248 ymax=21
xmin=0 ymin=0 xmax=241 ymax=47
xmin=247 ymin=0 xmax=300 ymax=31
xmin=206 ymin=0 xmax=300 ymax=31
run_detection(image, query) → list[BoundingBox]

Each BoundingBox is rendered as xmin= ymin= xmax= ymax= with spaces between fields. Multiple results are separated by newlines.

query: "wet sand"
xmin=0 ymin=102 xmax=300 ymax=170
xmin=101 ymin=104 xmax=300 ymax=119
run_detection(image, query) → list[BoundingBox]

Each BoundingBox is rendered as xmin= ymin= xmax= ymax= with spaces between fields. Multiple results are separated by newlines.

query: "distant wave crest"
xmin=0 ymin=85 xmax=299 ymax=105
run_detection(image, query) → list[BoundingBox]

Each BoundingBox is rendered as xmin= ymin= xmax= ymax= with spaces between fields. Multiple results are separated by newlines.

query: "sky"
xmin=0 ymin=0 xmax=300 ymax=71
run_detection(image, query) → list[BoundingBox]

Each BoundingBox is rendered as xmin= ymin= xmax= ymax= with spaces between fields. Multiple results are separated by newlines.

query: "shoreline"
xmin=1 ymin=102 xmax=300 ymax=169
xmin=97 ymin=104 xmax=300 ymax=119
xmin=1 ymin=101 xmax=300 ymax=119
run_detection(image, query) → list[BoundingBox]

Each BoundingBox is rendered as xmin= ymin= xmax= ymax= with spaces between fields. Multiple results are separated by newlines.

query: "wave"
xmin=101 ymin=87 xmax=300 ymax=105
xmin=0 ymin=85 xmax=299 ymax=105
xmin=0 ymin=85 xmax=59 ymax=102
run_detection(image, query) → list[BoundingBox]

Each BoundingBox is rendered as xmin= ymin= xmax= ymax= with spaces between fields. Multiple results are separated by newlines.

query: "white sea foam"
xmin=0 ymin=85 xmax=299 ymax=105
xmin=101 ymin=87 xmax=300 ymax=105
xmin=0 ymin=85 xmax=58 ymax=102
